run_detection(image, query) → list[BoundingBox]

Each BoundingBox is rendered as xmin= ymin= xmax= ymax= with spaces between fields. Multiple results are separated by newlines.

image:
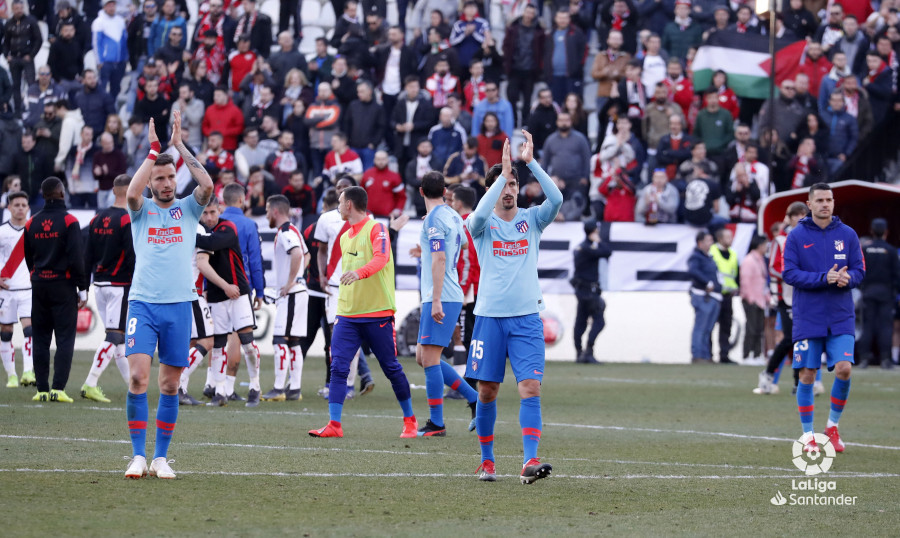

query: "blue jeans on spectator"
xmin=97 ymin=189 xmax=114 ymax=209
xmin=100 ymin=61 xmax=127 ymax=101
xmin=354 ymin=147 xmax=376 ymax=171
xmin=549 ymin=76 xmax=582 ymax=107
xmin=691 ymin=294 xmax=721 ymax=360
xmin=69 ymin=192 xmax=97 ymax=210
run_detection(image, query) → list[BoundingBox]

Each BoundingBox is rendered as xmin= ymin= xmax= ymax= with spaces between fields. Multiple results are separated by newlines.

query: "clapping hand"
xmin=835 ymin=266 xmax=850 ymax=287
xmin=521 ymin=129 xmax=534 ymax=164
xmin=169 ymin=109 xmax=182 ymax=147
xmin=501 ymin=138 xmax=512 ymax=179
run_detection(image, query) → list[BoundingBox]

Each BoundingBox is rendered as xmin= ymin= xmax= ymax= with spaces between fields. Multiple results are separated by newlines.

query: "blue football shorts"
xmin=125 ymin=300 xmax=192 ymax=367
xmin=465 ymin=313 xmax=545 ymax=384
xmin=418 ymin=301 xmax=462 ymax=347
xmin=791 ymin=334 xmax=855 ymax=372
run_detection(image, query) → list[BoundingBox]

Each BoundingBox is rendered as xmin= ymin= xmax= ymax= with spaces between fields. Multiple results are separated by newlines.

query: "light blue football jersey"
xmin=466 ymin=160 xmax=562 ymax=317
xmin=128 ymin=194 xmax=205 ymax=304
xmin=420 ymin=204 xmax=465 ymax=303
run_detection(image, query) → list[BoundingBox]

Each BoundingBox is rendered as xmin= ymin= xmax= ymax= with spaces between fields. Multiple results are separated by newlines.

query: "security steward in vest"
xmin=859 ymin=218 xmax=900 ymax=369
xmin=23 ymin=177 xmax=89 ymax=402
xmin=710 ymin=227 xmax=738 ymax=364
xmin=570 ymin=220 xmax=612 ymax=364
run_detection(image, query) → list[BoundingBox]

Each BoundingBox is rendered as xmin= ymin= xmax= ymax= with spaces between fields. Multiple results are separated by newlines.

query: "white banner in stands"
xmin=71 ymin=211 xmax=754 ymax=294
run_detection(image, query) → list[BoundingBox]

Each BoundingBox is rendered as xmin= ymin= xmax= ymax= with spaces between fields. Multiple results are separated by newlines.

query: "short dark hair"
xmin=485 ymin=163 xmax=517 ymax=188
xmin=749 ymin=235 xmax=767 ymax=251
xmin=41 ymin=177 xmax=65 ymax=199
xmin=343 ymin=186 xmax=368 ymax=212
xmin=336 ymin=174 xmax=358 ymax=187
xmin=7 ymin=191 xmax=28 ymax=203
xmin=454 ymin=186 xmax=476 ymax=209
xmin=464 ymin=136 xmax=478 ymax=150
xmin=209 ymin=130 xmax=223 ymax=138
xmin=322 ymin=187 xmax=339 ymax=208
xmin=695 ymin=230 xmax=711 ymax=244
xmin=403 ymin=75 xmax=419 ymax=87
xmin=871 ymin=218 xmax=887 ymax=238
xmin=808 ymin=182 xmax=832 ymax=198
xmin=223 ymin=183 xmax=245 ymax=205
xmin=113 ymin=174 xmax=131 ymax=188
xmin=332 ymin=131 xmax=348 ymax=144
xmin=248 ymin=165 xmax=263 ymax=176
xmin=787 ymin=201 xmax=808 ymax=217
xmin=421 ymin=171 xmax=445 ymax=199
xmin=155 ymin=153 xmax=175 ymax=167
xmin=267 ymin=194 xmax=291 ymax=215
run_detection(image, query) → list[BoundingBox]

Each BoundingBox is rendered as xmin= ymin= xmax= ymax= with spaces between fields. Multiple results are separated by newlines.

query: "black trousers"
xmin=9 ymin=57 xmax=34 ymax=113
xmin=300 ymin=293 xmax=332 ymax=383
xmin=859 ymin=297 xmax=895 ymax=364
xmin=32 ymin=281 xmax=78 ymax=393
xmin=767 ymin=300 xmax=799 ymax=386
xmin=573 ymin=291 xmax=606 ymax=353
xmin=742 ymin=300 xmax=765 ymax=359
xmin=716 ymin=294 xmax=734 ymax=361
xmin=279 ymin=0 xmax=302 ymax=38
xmin=506 ymin=69 xmax=536 ymax=126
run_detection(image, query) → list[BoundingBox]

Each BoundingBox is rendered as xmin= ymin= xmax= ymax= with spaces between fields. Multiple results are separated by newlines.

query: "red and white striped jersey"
xmin=0 ymin=221 xmax=30 ymax=290
xmin=273 ymin=221 xmax=309 ymax=293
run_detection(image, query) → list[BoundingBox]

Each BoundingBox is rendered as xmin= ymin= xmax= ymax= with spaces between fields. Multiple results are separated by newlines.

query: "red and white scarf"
xmin=234 ymin=10 xmax=257 ymax=45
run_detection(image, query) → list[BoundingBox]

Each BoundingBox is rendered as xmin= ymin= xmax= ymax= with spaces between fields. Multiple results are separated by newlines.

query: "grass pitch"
xmin=1 ymin=351 xmax=898 ymax=536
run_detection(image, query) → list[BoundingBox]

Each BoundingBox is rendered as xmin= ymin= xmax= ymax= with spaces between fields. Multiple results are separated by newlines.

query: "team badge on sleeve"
xmin=515 ymin=220 xmax=529 ymax=233
xmin=834 ymin=240 xmax=844 ymax=251
xmin=170 ymin=207 xmax=183 ymax=220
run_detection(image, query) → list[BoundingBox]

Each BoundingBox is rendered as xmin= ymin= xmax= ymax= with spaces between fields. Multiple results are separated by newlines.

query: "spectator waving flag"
xmin=693 ymin=32 xmax=807 ymax=99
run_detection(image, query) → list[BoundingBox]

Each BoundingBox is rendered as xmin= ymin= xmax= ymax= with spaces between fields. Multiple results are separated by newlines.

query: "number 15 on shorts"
xmin=470 ymin=340 xmax=484 ymax=359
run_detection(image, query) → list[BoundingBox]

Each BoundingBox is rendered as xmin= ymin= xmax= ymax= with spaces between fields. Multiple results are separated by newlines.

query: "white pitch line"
xmin=0 ymin=435 xmax=889 ymax=477
xmin=4 ymin=401 xmax=899 ymax=451
xmin=0 ymin=468 xmax=897 ymax=480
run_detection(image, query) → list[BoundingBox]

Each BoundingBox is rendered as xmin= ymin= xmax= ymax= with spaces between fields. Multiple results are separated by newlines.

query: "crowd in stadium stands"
xmin=0 ymin=0 xmax=893 ymax=227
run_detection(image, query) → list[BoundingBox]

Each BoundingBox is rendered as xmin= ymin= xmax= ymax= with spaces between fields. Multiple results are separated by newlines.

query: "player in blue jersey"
xmin=783 ymin=183 xmax=865 ymax=454
xmin=122 ymin=111 xmax=214 ymax=479
xmin=416 ymin=171 xmax=481 ymax=437
xmin=465 ymin=133 xmax=563 ymax=483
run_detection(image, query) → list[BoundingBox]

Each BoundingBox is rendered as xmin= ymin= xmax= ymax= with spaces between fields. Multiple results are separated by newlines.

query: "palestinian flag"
xmin=693 ymin=32 xmax=807 ymax=99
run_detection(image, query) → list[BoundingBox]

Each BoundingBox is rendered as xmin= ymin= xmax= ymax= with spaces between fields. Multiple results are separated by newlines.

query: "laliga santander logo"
xmin=791 ymin=433 xmax=836 ymax=476
xmin=540 ymin=312 xmax=563 ymax=346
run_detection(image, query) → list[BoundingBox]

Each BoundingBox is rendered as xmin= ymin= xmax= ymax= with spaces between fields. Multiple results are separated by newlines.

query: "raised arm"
xmin=170 ymin=109 xmax=213 ymax=206
xmin=126 ymin=118 xmax=161 ymax=211
xmin=521 ymin=130 xmax=562 ymax=228
xmin=467 ymin=138 xmax=510 ymax=235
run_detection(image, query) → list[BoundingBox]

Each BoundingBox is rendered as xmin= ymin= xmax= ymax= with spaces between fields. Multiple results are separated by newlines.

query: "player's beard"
xmin=501 ymin=195 xmax=516 ymax=210
xmin=151 ymin=186 xmax=175 ymax=203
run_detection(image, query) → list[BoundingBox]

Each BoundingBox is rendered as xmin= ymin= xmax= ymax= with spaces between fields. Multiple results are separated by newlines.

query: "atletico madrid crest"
xmin=834 ymin=240 xmax=844 ymax=252
xmin=170 ymin=207 xmax=183 ymax=220
xmin=515 ymin=220 xmax=529 ymax=233
xmin=127 ymin=338 xmax=135 ymax=349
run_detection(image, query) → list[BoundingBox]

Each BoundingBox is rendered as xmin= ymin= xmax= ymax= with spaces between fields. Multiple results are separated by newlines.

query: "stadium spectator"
xmin=132 ymin=78 xmax=171 ymax=145
xmin=598 ymin=0 xmax=640 ymax=55
xmin=726 ymin=161 xmax=761 ymax=223
xmin=202 ymin=87 xmax=244 ymax=152
xmin=740 ymin=235 xmax=770 ymax=364
xmin=471 ymin=80 xmax=513 ymax=137
xmin=815 ymin=3 xmax=845 ymax=53
xmin=796 ymin=41 xmax=831 ymax=99
xmin=692 ymin=90 xmax=733 ymax=159
xmin=662 ymin=58 xmax=693 ymax=123
xmin=655 ymin=114 xmax=694 ymax=180
xmin=635 ymin=168 xmax=679 ymax=224
xmin=326 ymin=57 xmax=357 ymax=110
xmin=727 ymin=5 xmax=759 ymax=34
xmin=52 ymin=0 xmax=92 ymax=52
xmin=526 ymin=89 xmax=559 ymax=155
xmin=66 ymin=125 xmax=98 ymax=209
xmin=242 ymin=84 xmax=280 ymax=131
xmin=862 ymin=52 xmax=894 ymax=122
xmin=269 ymin=32 xmax=306 ymax=89
xmin=793 ymin=73 xmax=818 ymax=114
xmin=374 ymin=25 xmax=417 ymax=123
xmin=661 ymin=0 xmax=702 ymax=60
xmin=345 ymin=81 xmax=385 ymax=171
xmin=201 ymin=131 xmax=235 ymax=177
xmin=93 ymin=132 xmax=127 ymax=209
xmin=321 ymin=132 xmax=362 ymax=186
xmin=169 ymin=84 xmax=204 ymax=150
xmin=74 ymin=69 xmax=116 ymax=139
xmin=446 ymin=92 xmax=473 ymax=135
xmin=471 ymin=30 xmax=502 ymax=83
xmin=233 ymin=0 xmax=272 ymax=58
xmin=23 ymin=67 xmax=63 ymax=129
xmin=390 ymin=76 xmax=434 ymax=174
xmin=148 ymin=0 xmax=187 ymax=57
xmin=687 ymin=230 xmax=721 ymax=363
xmin=592 ymin=30 xmax=631 ymax=118
xmin=266 ymin=131 xmax=309 ymax=190
xmin=681 ymin=155 xmax=724 ymax=229
xmin=613 ymin=60 xmax=648 ymax=137
xmin=476 ymin=112 xmax=506 ymax=167
xmin=4 ymin=1 xmax=43 ymax=114
xmin=563 ymin=93 xmax=589 ymax=140
xmin=544 ymin=10 xmax=586 ymax=105
xmin=449 ymin=1 xmax=489 ymax=71
xmin=23 ymin=176 xmax=88 ymax=403
xmin=92 ymin=0 xmax=129 ymax=99
xmin=444 ymin=136 xmax=487 ymax=198
xmin=245 ymin=165 xmax=279 ymax=216
xmin=361 ymin=150 xmax=406 ymax=218
xmin=834 ymin=16 xmax=869 ymax=77
xmin=34 ymin=102 xmax=62 ymax=164
xmin=819 ymin=91 xmax=858 ymax=174
xmin=818 ymin=52 xmax=852 ymax=113
xmin=47 ymin=22 xmax=86 ymax=96
xmin=282 ymin=170 xmax=316 ymax=222
xmin=640 ymin=33 xmax=668 ymax=92
xmin=425 ymin=58 xmax=460 ymax=109
xmin=571 ymin=219 xmax=611 ymax=364
xmin=783 ymin=0 xmax=817 ymax=40
xmin=126 ymin=0 xmax=157 ymax=70
xmin=428 ymin=106 xmax=467 ymax=165
xmin=840 ymin=76 xmax=874 ymax=140
xmin=759 ymin=79 xmax=806 ymax=146
xmin=503 ymin=4 xmax=544 ymax=126
xmin=124 ymin=117 xmax=150 ymax=175
xmin=859 ymin=218 xmax=900 ymax=369
xmin=786 ymin=137 xmax=825 ymax=190
xmin=541 ymin=112 xmax=591 ymax=205
xmin=401 ymin=138 xmax=437 ymax=216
